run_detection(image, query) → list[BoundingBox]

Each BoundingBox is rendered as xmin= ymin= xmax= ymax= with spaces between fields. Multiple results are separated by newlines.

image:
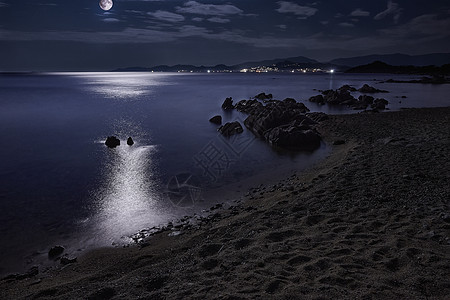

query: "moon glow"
xmin=99 ymin=0 xmax=113 ymax=11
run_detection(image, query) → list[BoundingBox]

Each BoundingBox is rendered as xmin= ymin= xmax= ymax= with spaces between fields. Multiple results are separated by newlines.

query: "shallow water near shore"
xmin=0 ymin=72 xmax=449 ymax=275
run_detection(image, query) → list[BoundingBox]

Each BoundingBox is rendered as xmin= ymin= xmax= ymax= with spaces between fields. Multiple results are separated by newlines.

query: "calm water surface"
xmin=0 ymin=72 xmax=448 ymax=275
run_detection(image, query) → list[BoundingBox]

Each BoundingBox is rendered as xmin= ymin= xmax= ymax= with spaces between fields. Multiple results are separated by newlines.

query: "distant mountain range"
xmin=329 ymin=53 xmax=450 ymax=68
xmin=346 ymin=61 xmax=450 ymax=75
xmin=112 ymin=53 xmax=450 ymax=73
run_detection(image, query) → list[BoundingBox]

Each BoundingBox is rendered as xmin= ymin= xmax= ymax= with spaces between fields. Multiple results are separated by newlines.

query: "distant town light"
xmin=330 ymin=69 xmax=335 ymax=73
xmin=207 ymin=70 xmax=211 ymax=73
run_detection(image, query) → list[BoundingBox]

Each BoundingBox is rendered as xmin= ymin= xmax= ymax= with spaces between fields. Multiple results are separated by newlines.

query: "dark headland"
xmin=1 ymin=106 xmax=449 ymax=299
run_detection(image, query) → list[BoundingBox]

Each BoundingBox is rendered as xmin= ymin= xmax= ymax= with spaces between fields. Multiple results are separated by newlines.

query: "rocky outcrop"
xmin=215 ymin=95 xmax=325 ymax=150
xmin=209 ymin=115 xmax=222 ymax=125
xmin=264 ymin=123 xmax=321 ymax=150
xmin=321 ymin=89 xmax=356 ymax=105
xmin=221 ymin=97 xmax=234 ymax=110
xmin=218 ymin=121 xmax=243 ymax=137
xmin=241 ymin=99 xmax=321 ymax=150
xmin=308 ymin=85 xmax=389 ymax=110
xmin=358 ymin=84 xmax=388 ymax=93
xmin=105 ymin=136 xmax=120 ymax=148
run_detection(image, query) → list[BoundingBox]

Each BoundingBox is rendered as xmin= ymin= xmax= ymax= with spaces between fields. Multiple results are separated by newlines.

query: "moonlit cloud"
xmin=374 ymin=1 xmax=402 ymax=23
xmin=192 ymin=17 xmax=203 ymax=22
xmin=276 ymin=1 xmax=317 ymax=17
xmin=147 ymin=10 xmax=185 ymax=22
xmin=176 ymin=1 xmax=243 ymax=16
xmin=102 ymin=18 xmax=121 ymax=22
xmin=207 ymin=17 xmax=230 ymax=24
xmin=351 ymin=8 xmax=370 ymax=17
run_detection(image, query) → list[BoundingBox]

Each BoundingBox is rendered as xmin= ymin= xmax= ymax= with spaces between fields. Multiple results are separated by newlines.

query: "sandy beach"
xmin=1 ymin=107 xmax=449 ymax=299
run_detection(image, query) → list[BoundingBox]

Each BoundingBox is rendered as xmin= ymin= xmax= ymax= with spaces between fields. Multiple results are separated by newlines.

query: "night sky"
xmin=1 ymin=0 xmax=449 ymax=71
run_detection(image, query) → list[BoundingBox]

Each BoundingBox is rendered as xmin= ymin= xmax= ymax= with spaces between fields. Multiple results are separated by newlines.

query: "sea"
xmin=0 ymin=72 xmax=449 ymax=275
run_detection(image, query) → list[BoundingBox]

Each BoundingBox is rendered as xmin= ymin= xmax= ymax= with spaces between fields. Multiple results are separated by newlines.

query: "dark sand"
xmin=1 ymin=107 xmax=449 ymax=299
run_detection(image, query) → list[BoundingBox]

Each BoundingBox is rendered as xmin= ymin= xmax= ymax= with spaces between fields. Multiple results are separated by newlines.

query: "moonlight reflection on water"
xmin=90 ymin=138 xmax=166 ymax=245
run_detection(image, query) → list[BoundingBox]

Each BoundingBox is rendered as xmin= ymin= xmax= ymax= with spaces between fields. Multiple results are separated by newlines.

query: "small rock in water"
xmin=209 ymin=115 xmax=222 ymax=125
xmin=48 ymin=246 xmax=64 ymax=259
xmin=221 ymin=97 xmax=234 ymax=110
xmin=105 ymin=136 xmax=120 ymax=148
xmin=127 ymin=137 xmax=134 ymax=146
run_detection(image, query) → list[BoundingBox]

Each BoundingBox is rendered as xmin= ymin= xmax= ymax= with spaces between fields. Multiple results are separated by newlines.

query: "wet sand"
xmin=1 ymin=107 xmax=449 ymax=299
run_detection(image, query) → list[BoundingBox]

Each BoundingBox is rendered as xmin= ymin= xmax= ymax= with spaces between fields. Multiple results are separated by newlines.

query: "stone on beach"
xmin=48 ymin=246 xmax=64 ymax=260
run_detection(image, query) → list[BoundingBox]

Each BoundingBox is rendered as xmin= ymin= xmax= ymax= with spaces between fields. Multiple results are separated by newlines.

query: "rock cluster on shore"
xmin=215 ymin=95 xmax=326 ymax=150
xmin=309 ymin=84 xmax=390 ymax=111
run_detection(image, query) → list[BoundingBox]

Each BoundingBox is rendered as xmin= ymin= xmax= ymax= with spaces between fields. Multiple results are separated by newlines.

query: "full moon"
xmin=99 ymin=0 xmax=113 ymax=11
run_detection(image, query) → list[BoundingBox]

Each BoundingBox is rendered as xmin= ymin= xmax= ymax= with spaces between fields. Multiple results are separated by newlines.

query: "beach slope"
xmin=1 ymin=107 xmax=449 ymax=299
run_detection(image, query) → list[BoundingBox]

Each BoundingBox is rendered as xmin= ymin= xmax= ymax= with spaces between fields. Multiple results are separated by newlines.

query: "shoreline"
xmin=1 ymin=107 xmax=449 ymax=299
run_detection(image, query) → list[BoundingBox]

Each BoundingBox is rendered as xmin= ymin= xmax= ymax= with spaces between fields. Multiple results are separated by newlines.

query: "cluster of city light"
xmin=240 ymin=67 xmax=333 ymax=73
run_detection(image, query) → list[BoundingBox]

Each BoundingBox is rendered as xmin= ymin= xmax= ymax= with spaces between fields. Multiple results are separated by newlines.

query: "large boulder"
xmin=48 ymin=245 xmax=65 ymax=260
xmin=264 ymin=124 xmax=321 ymax=150
xmin=322 ymin=89 xmax=357 ymax=105
xmin=105 ymin=136 xmax=120 ymax=148
xmin=309 ymin=94 xmax=325 ymax=104
xmin=358 ymin=95 xmax=374 ymax=104
xmin=218 ymin=121 xmax=244 ymax=137
xmin=371 ymin=98 xmax=389 ymax=110
xmin=221 ymin=97 xmax=234 ymax=110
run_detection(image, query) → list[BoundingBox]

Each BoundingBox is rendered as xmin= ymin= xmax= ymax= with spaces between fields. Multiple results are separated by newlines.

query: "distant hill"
xmin=345 ymin=61 xmax=450 ymax=75
xmin=329 ymin=53 xmax=450 ymax=67
xmin=112 ymin=53 xmax=450 ymax=73
xmin=112 ymin=56 xmax=342 ymax=73
xmin=235 ymin=56 xmax=319 ymax=69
